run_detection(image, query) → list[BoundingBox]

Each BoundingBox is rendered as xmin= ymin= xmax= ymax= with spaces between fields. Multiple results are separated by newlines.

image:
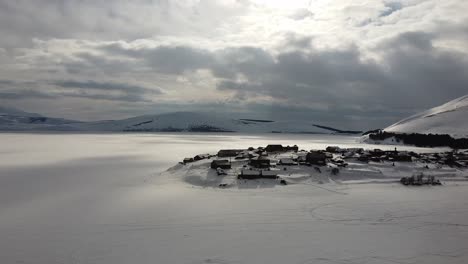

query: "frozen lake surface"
xmin=0 ymin=133 xmax=467 ymax=264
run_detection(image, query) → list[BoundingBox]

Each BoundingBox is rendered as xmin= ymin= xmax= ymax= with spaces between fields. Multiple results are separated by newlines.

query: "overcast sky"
xmin=0 ymin=0 xmax=467 ymax=129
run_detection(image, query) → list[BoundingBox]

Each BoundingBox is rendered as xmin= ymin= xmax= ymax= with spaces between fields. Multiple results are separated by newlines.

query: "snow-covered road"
xmin=0 ymin=133 xmax=467 ymax=264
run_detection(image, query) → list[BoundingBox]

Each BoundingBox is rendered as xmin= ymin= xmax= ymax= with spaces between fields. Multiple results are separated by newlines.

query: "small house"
xmin=249 ymin=156 xmax=271 ymax=168
xmin=279 ymin=158 xmax=297 ymax=166
xmin=285 ymin=145 xmax=299 ymax=152
xmin=326 ymin=146 xmax=341 ymax=153
xmin=183 ymin=158 xmax=194 ymax=164
xmin=306 ymin=151 xmax=327 ymax=165
xmin=210 ymin=159 xmax=231 ymax=169
xmin=194 ymin=154 xmax=210 ymax=161
xmin=217 ymin=149 xmax=244 ymax=157
xmin=238 ymin=170 xmax=261 ymax=179
xmin=392 ymin=153 xmax=412 ymax=162
xmin=238 ymin=169 xmax=278 ymax=179
xmin=265 ymin=144 xmax=284 ymax=152
xmin=357 ymin=154 xmax=370 ymax=162
xmin=370 ymin=149 xmax=385 ymax=156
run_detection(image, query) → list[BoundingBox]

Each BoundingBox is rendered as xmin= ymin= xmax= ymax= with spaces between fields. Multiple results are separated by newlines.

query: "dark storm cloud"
xmin=378 ymin=31 xmax=468 ymax=105
xmin=0 ymin=79 xmax=160 ymax=103
xmin=214 ymin=32 xmax=468 ymax=127
xmin=0 ymin=90 xmax=57 ymax=100
xmin=94 ymin=29 xmax=468 ymax=129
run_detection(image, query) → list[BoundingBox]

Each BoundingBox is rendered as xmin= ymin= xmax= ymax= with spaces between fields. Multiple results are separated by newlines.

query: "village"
xmin=180 ymin=144 xmax=468 ymax=188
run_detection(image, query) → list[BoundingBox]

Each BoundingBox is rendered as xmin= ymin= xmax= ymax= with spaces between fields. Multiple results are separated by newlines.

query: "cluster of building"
xmin=183 ymin=153 xmax=214 ymax=164
xmin=324 ymin=147 xmax=413 ymax=163
xmin=416 ymin=151 xmax=468 ymax=167
xmin=209 ymin=144 xmax=331 ymax=180
xmin=182 ymin=144 xmax=468 ymax=182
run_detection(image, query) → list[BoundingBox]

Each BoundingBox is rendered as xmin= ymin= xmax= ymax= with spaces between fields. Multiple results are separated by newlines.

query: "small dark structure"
xmin=326 ymin=146 xmax=341 ymax=153
xmin=391 ymin=153 xmax=412 ymax=162
xmin=400 ymin=174 xmax=441 ymax=186
xmin=217 ymin=149 xmax=244 ymax=157
xmin=249 ymin=156 xmax=271 ymax=168
xmin=357 ymin=154 xmax=370 ymax=162
xmin=238 ymin=169 xmax=278 ymax=179
xmin=194 ymin=154 xmax=210 ymax=161
xmin=183 ymin=158 xmax=194 ymax=164
xmin=264 ymin=144 xmax=299 ymax=152
xmin=370 ymin=149 xmax=385 ymax=156
xmin=285 ymin=145 xmax=299 ymax=152
xmin=279 ymin=158 xmax=297 ymax=166
xmin=265 ymin=144 xmax=284 ymax=152
xmin=306 ymin=151 xmax=327 ymax=165
xmin=210 ymin=159 xmax=231 ymax=169
xmin=347 ymin=148 xmax=364 ymax=154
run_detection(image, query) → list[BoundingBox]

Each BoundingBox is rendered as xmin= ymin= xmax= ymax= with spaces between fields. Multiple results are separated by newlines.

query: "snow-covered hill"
xmin=76 ymin=112 xmax=332 ymax=134
xmin=0 ymin=108 xmax=338 ymax=134
xmin=385 ymin=95 xmax=468 ymax=138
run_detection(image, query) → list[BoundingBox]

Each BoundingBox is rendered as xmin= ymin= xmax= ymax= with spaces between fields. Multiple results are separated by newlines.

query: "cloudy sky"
xmin=0 ymin=0 xmax=467 ymax=129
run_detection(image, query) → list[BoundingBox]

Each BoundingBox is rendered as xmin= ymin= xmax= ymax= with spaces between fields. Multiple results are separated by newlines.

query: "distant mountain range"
xmin=0 ymin=107 xmax=359 ymax=134
xmin=0 ymin=106 xmax=83 ymax=131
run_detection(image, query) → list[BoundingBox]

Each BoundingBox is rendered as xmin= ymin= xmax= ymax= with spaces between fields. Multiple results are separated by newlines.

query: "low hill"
xmin=76 ymin=112 xmax=332 ymax=134
xmin=385 ymin=95 xmax=468 ymax=139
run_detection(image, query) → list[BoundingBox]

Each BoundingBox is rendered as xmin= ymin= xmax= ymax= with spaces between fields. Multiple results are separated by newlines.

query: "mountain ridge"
xmin=0 ymin=107 xmax=356 ymax=134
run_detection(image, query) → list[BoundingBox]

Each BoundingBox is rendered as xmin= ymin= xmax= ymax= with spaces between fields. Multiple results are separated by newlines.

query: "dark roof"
xmin=265 ymin=144 xmax=284 ymax=152
xmin=217 ymin=149 xmax=244 ymax=157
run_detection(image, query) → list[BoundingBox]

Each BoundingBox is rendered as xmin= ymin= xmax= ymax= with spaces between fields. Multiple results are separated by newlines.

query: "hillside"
xmin=0 ymin=108 xmax=341 ymax=134
xmin=385 ymin=95 xmax=468 ymax=139
xmin=76 ymin=112 xmax=333 ymax=133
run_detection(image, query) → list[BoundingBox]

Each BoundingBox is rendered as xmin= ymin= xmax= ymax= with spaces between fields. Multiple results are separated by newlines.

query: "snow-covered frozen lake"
xmin=1 ymin=133 xmax=467 ymax=264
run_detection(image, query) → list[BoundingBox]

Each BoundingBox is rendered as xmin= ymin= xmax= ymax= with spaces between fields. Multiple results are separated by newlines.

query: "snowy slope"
xmin=0 ymin=107 xmax=351 ymax=134
xmin=76 ymin=112 xmax=332 ymax=133
xmin=385 ymin=95 xmax=468 ymax=138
